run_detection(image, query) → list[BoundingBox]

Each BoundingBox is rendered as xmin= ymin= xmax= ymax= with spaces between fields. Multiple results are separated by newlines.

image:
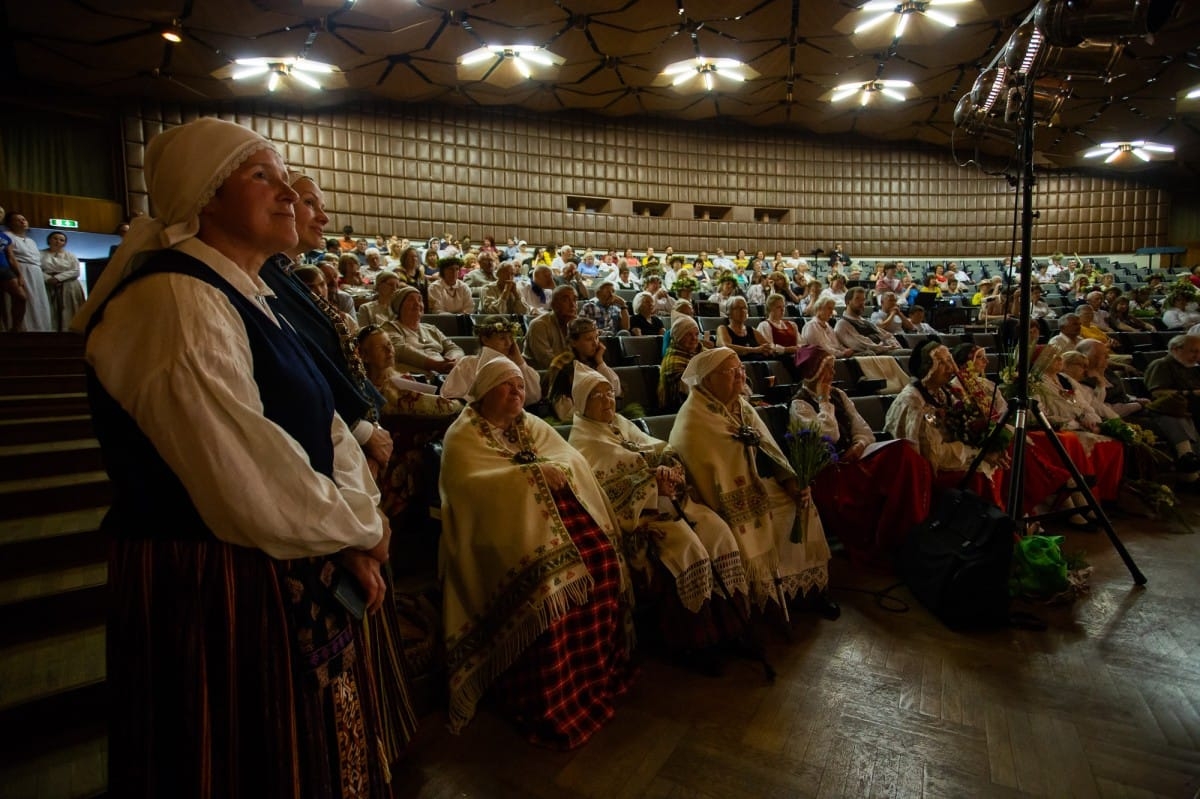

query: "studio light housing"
xmin=1034 ymin=0 xmax=1179 ymax=48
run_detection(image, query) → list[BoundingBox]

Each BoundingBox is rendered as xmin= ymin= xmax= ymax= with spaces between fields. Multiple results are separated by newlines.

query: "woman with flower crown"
xmin=442 ymin=314 xmax=542 ymax=405
xmin=888 ymin=340 xmax=1090 ymax=526
xmin=789 ymin=346 xmax=934 ymax=572
xmin=439 ymin=356 xmax=634 ymax=748
xmin=886 ymin=340 xmax=1013 ymax=507
xmin=669 ymin=348 xmax=836 ymax=616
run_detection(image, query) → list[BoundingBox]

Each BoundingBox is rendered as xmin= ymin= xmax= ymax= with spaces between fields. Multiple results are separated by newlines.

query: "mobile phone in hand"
xmin=332 ymin=567 xmax=367 ymax=620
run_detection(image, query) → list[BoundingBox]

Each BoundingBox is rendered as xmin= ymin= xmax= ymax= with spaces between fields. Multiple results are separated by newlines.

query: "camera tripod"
xmin=965 ymin=78 xmax=1146 ymax=586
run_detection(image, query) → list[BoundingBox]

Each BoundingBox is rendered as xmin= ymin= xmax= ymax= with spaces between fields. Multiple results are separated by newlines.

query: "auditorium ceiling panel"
xmin=7 ymin=0 xmax=1200 ymax=187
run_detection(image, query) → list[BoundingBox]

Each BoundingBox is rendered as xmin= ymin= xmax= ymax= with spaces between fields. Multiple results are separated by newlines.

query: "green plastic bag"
xmin=1010 ymin=535 xmax=1069 ymax=598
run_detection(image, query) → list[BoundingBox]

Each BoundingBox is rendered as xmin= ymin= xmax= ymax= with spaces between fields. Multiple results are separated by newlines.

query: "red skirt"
xmin=490 ymin=491 xmax=633 ymax=750
xmin=1023 ymin=431 xmax=1122 ymax=505
xmin=1079 ymin=437 xmax=1124 ymax=502
xmin=1012 ymin=432 xmax=1073 ymax=514
xmin=812 ymin=440 xmax=934 ymax=572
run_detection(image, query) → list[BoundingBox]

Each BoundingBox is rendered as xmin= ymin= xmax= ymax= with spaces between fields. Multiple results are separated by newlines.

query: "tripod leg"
xmin=1029 ymin=402 xmax=1147 ymax=586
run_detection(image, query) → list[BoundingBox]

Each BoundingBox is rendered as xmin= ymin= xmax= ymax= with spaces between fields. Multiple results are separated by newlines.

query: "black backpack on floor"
xmin=899 ymin=488 xmax=1015 ymax=628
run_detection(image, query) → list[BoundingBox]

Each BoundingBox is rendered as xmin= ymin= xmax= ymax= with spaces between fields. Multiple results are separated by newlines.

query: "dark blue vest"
xmin=259 ymin=254 xmax=384 ymax=425
xmin=86 ymin=251 xmax=335 ymax=539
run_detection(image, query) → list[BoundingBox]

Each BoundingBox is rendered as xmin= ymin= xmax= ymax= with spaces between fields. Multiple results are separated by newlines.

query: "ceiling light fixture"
xmin=660 ymin=57 xmax=751 ymax=91
xmin=1187 ymin=86 xmax=1200 ymax=100
xmin=161 ymin=20 xmax=183 ymax=44
xmin=457 ymin=45 xmax=564 ymax=78
xmin=831 ymin=79 xmax=915 ymax=105
xmin=232 ymin=57 xmax=336 ymax=92
xmin=1082 ymin=140 xmax=1174 ymax=164
xmin=854 ymin=0 xmax=972 ymax=41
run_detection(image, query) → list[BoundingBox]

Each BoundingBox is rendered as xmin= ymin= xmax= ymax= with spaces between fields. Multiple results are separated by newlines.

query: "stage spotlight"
xmin=954 ymin=93 xmax=1016 ymax=141
xmin=1002 ymin=21 xmax=1123 ymax=81
xmin=1034 ymin=0 xmax=1179 ymax=48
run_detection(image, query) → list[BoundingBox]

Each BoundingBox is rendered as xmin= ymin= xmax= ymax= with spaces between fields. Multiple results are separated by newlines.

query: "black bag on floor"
xmin=899 ymin=488 xmax=1015 ymax=628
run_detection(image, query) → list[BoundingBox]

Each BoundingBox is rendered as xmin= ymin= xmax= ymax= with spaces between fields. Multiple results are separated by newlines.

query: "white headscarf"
xmin=670 ymin=313 xmax=699 ymax=341
xmin=571 ymin=363 xmax=611 ymax=418
xmin=73 ymin=117 xmax=277 ymax=331
xmin=682 ymin=347 xmax=736 ymax=387
xmin=471 ymin=354 xmax=523 ymax=401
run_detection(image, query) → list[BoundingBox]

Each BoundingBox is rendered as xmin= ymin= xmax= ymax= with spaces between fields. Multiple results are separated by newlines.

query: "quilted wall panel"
xmin=121 ymin=100 xmax=1169 ymax=258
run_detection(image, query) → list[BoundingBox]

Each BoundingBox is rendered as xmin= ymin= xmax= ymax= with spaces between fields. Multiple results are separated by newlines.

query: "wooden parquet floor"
xmin=392 ymin=502 xmax=1200 ymax=799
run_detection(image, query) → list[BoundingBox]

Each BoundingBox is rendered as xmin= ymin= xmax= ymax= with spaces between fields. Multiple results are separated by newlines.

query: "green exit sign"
xmin=49 ymin=218 xmax=79 ymax=229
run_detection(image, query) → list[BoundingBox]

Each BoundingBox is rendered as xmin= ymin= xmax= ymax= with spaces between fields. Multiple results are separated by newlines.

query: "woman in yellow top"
xmin=918 ymin=273 xmax=942 ymax=298
xmin=1076 ymin=305 xmax=1119 ymax=349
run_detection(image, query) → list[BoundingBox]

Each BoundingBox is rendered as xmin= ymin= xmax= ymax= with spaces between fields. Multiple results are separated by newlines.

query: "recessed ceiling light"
xmin=230 ymin=57 xmax=337 ymax=91
xmin=660 ymin=57 xmax=756 ymax=91
xmin=831 ymin=79 xmax=915 ymax=105
xmin=1081 ymin=140 xmax=1174 ymax=165
xmin=457 ymin=45 xmax=564 ymax=76
xmin=854 ymin=0 xmax=972 ymax=41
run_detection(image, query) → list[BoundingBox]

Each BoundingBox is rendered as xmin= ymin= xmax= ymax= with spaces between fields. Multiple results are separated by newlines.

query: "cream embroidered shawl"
xmin=438 ymin=407 xmax=627 ymax=732
xmin=569 ymin=413 xmax=746 ymax=611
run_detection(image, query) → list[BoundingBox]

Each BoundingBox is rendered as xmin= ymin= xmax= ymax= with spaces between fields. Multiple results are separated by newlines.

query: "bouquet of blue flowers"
xmin=783 ymin=420 xmax=838 ymax=543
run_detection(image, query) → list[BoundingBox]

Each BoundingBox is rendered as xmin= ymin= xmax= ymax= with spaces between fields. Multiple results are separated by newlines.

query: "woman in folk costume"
xmin=669 ymin=348 xmax=837 ymax=617
xmin=885 ymin=340 xmax=1012 ymax=507
xmin=567 ymin=365 xmax=750 ymax=659
xmin=75 ymin=117 xmax=391 ymax=797
xmin=1032 ymin=346 xmax=1123 ymax=525
xmin=439 ymin=356 xmax=634 ymax=749
xmin=658 ymin=313 xmax=703 ymax=412
xmin=789 ymin=345 xmax=934 ymax=572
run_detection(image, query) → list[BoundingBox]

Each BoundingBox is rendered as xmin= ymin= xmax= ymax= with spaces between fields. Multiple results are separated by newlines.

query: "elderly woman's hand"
xmin=539 ymin=463 xmax=569 ymax=491
xmin=654 ymin=465 xmax=682 ymax=497
xmin=364 ymin=426 xmax=393 ymax=471
xmin=341 ymin=549 xmax=387 ymax=614
xmin=843 ymin=441 xmax=866 ymax=463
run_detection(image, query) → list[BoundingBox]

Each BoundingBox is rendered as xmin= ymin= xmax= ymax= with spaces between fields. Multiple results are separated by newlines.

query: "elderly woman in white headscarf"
xmin=568 ymin=365 xmax=749 ymax=664
xmin=439 ymin=356 xmax=634 ymax=749
xmin=75 ymin=118 xmax=391 ymax=797
xmin=669 ymin=348 xmax=837 ymax=617
xmin=658 ymin=313 xmax=703 ymax=411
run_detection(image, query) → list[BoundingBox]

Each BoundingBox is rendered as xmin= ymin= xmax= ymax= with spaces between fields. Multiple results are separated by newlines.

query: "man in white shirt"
xmin=524 ymin=285 xmax=579 ymax=369
xmin=463 ymin=251 xmax=499 ymax=288
xmin=1084 ymin=291 xmax=1112 ymax=331
xmin=870 ymin=291 xmax=914 ymax=335
xmin=1048 ymin=313 xmax=1082 ymax=352
xmin=427 ymin=257 xmax=474 ymax=314
xmin=518 ymin=265 xmax=558 ymax=316
xmin=836 ymin=287 xmax=901 ymax=355
xmin=550 ymin=245 xmax=575 ymax=274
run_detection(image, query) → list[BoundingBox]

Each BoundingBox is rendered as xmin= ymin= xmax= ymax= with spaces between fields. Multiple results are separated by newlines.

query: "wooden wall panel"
xmin=121 ymin=100 xmax=1172 ymax=258
xmin=4 ymin=190 xmax=123 ymax=236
